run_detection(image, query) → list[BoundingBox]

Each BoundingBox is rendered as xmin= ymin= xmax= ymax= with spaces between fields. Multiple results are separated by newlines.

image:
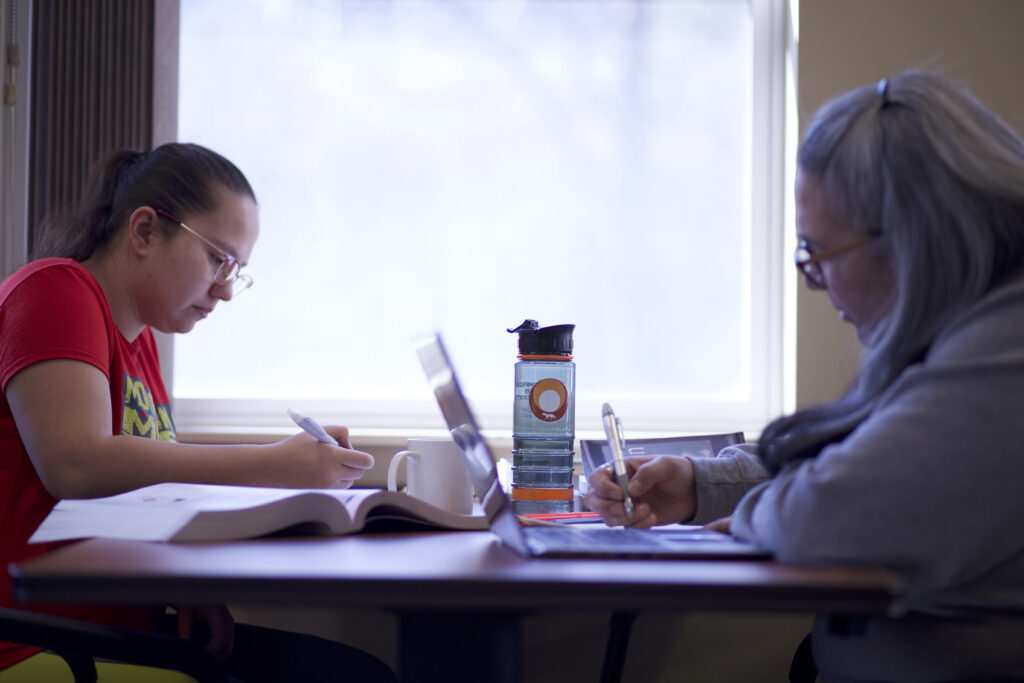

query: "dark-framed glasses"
xmin=794 ymin=235 xmax=876 ymax=287
xmin=153 ymin=208 xmax=253 ymax=294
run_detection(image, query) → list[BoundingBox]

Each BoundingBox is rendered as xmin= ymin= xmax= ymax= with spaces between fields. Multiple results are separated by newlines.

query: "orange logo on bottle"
xmin=528 ymin=378 xmax=568 ymax=422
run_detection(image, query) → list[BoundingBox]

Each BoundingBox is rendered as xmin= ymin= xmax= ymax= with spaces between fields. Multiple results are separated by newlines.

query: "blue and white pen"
xmin=287 ymin=408 xmax=339 ymax=446
xmin=602 ymin=402 xmax=634 ymax=518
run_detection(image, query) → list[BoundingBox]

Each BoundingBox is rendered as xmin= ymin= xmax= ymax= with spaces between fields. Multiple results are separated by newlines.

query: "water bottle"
xmin=507 ymin=320 xmax=576 ymax=514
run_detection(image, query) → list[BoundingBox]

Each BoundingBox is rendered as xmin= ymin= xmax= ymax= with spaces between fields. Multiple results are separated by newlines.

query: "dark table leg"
xmin=600 ymin=610 xmax=638 ymax=683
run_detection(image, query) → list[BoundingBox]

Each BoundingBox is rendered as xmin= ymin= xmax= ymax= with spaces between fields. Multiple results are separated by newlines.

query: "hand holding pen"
xmin=235 ymin=409 xmax=371 ymax=489
xmin=601 ymin=402 xmax=634 ymax=518
xmin=583 ymin=447 xmax=702 ymax=529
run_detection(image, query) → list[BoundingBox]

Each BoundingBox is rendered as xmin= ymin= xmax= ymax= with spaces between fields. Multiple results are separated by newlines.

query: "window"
xmin=174 ymin=0 xmax=787 ymax=438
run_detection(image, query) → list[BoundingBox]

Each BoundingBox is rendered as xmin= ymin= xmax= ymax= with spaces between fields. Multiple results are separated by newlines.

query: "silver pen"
xmin=601 ymin=403 xmax=634 ymax=518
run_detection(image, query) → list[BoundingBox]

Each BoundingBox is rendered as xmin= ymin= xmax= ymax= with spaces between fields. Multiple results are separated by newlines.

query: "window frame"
xmin=167 ymin=0 xmax=793 ymax=443
xmin=1 ymin=0 xmax=32 ymax=282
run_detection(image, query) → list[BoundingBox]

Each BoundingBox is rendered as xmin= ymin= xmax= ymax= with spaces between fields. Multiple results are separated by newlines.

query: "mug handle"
xmin=387 ymin=450 xmax=418 ymax=492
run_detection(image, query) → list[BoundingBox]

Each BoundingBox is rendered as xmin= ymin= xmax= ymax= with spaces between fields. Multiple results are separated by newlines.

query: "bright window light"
xmin=175 ymin=0 xmax=780 ymax=436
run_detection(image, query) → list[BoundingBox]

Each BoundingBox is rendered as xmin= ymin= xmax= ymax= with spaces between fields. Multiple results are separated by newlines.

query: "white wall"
xmin=795 ymin=0 xmax=1024 ymax=408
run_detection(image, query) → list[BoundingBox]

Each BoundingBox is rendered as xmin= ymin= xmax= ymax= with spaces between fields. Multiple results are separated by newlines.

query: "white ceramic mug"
xmin=387 ymin=438 xmax=474 ymax=515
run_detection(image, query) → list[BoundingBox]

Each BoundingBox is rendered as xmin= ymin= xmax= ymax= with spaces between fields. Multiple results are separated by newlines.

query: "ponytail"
xmin=34 ymin=151 xmax=146 ymax=260
xmin=33 ymin=143 xmax=255 ymax=261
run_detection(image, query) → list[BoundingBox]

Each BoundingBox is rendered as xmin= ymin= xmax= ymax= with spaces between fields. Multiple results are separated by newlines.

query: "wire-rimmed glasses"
xmin=153 ymin=208 xmax=253 ymax=294
xmin=794 ymin=235 xmax=876 ymax=287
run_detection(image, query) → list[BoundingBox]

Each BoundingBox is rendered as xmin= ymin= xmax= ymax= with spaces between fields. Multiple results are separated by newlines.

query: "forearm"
xmin=33 ymin=436 xmax=298 ymax=499
xmin=9 ymin=360 xmax=367 ymax=498
xmin=688 ymin=443 xmax=769 ymax=524
xmin=728 ymin=379 xmax=1024 ymax=584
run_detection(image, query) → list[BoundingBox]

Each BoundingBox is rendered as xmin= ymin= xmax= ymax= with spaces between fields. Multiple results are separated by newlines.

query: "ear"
xmin=126 ymin=206 xmax=163 ymax=257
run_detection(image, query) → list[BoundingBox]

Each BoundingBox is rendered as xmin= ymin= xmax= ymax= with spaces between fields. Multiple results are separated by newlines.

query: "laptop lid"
xmin=415 ymin=334 xmax=532 ymax=555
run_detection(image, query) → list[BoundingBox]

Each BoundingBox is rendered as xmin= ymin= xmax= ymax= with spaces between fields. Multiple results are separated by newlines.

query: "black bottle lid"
xmin=507 ymin=319 xmax=575 ymax=356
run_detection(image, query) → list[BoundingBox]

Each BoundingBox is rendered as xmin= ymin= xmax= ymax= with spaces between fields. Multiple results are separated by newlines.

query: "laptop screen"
xmin=414 ymin=334 xmax=532 ymax=553
xmin=415 ymin=334 xmax=499 ymax=500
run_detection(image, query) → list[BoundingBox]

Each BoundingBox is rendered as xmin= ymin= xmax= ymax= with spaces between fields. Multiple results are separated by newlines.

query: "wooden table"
xmin=11 ymin=531 xmax=903 ymax=681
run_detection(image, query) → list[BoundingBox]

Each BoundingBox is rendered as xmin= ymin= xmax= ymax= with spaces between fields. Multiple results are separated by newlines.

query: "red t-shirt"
xmin=0 ymin=258 xmax=172 ymax=669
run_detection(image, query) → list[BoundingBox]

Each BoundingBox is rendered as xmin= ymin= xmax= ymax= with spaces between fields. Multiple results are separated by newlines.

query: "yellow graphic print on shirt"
xmin=122 ymin=372 xmax=177 ymax=442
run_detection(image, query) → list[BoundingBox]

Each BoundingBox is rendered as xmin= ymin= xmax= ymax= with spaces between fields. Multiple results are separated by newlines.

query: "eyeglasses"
xmin=794 ymin=235 xmax=875 ymax=287
xmin=153 ymin=208 xmax=253 ymax=294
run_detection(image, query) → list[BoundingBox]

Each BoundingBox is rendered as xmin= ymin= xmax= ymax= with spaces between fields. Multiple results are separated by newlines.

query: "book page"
xmin=29 ymin=500 xmax=197 ymax=543
xmin=29 ymin=483 xmax=355 ymax=543
xmin=29 ymin=483 xmax=488 ymax=543
xmin=346 ymin=488 xmax=489 ymax=531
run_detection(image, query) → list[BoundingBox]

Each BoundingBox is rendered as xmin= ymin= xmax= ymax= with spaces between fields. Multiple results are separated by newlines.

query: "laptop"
xmin=415 ymin=333 xmax=769 ymax=560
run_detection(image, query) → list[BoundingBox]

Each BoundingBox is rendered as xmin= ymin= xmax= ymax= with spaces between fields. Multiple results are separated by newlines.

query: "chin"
xmin=855 ymin=320 xmax=887 ymax=347
xmin=152 ymin=320 xmax=197 ymax=335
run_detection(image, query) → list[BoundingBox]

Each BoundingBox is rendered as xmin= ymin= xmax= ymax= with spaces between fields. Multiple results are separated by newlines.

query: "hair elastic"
xmin=877 ymin=78 xmax=890 ymax=105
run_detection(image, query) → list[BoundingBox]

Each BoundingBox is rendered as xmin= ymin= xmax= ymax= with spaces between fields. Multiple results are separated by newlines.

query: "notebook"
xmin=415 ymin=334 xmax=769 ymax=560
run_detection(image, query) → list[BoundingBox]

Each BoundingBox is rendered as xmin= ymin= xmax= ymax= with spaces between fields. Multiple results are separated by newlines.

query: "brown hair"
xmin=33 ymin=142 xmax=256 ymax=261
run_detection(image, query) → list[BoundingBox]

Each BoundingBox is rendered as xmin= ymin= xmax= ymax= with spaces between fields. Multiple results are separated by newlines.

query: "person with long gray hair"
xmin=587 ymin=70 xmax=1024 ymax=681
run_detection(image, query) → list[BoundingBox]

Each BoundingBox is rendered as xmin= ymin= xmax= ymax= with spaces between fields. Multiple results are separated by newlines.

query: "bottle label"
xmin=528 ymin=378 xmax=568 ymax=422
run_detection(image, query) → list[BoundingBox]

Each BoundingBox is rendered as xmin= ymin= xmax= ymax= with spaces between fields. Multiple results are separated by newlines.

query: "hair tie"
xmin=130 ymin=149 xmax=151 ymax=169
xmin=877 ymin=78 xmax=891 ymax=106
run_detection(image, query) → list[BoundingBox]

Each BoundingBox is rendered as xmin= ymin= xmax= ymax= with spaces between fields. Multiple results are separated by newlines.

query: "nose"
xmin=803 ymin=272 xmax=826 ymax=291
xmin=211 ymin=279 xmax=234 ymax=302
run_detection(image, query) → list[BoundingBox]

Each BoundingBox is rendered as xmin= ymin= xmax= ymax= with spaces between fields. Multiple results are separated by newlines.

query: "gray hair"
xmin=761 ymin=70 xmax=1024 ymax=472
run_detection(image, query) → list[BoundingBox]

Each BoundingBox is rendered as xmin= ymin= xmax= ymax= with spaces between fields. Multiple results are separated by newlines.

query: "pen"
xmin=287 ymin=408 xmax=339 ymax=446
xmin=601 ymin=402 xmax=634 ymax=518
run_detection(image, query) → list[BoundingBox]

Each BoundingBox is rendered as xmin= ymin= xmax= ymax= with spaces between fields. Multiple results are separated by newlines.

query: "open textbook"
xmin=30 ymin=482 xmax=490 ymax=544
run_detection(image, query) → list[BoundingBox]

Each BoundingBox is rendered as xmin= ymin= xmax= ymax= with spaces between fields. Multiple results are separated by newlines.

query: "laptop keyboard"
xmin=525 ymin=525 xmax=675 ymax=549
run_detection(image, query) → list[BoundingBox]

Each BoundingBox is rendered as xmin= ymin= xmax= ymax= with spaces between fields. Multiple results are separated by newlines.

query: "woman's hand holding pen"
xmin=268 ymin=426 xmax=375 ymax=489
xmin=270 ymin=411 xmax=373 ymax=488
xmin=584 ymin=455 xmax=698 ymax=529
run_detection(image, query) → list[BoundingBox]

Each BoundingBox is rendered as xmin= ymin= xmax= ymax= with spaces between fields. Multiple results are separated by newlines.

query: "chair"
xmin=788 ymin=632 xmax=817 ymax=683
xmin=0 ymin=607 xmax=227 ymax=683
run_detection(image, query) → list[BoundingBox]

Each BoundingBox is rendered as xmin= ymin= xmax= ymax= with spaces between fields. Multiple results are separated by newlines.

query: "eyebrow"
xmin=193 ymin=228 xmax=247 ymax=266
xmin=156 ymin=208 xmax=248 ymax=266
xmin=208 ymin=238 xmax=243 ymax=265
xmin=203 ymin=225 xmax=250 ymax=266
